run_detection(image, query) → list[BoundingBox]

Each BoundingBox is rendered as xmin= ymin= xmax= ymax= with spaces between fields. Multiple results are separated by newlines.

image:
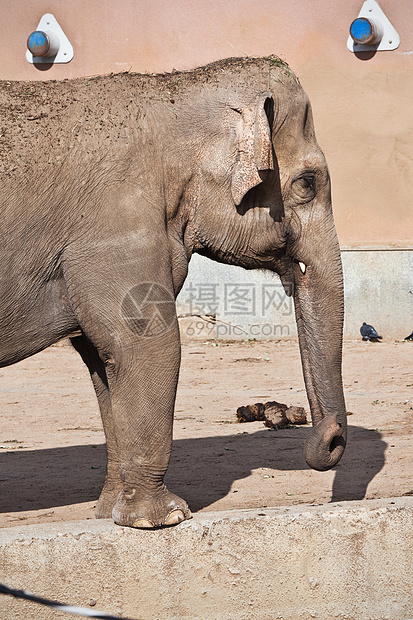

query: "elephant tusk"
xmin=298 ymin=261 xmax=306 ymax=274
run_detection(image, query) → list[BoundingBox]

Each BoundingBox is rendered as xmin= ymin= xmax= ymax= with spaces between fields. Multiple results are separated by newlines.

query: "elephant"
xmin=0 ymin=56 xmax=347 ymax=528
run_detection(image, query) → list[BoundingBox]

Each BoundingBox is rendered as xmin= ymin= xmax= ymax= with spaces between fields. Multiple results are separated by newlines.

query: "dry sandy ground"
xmin=0 ymin=337 xmax=412 ymax=528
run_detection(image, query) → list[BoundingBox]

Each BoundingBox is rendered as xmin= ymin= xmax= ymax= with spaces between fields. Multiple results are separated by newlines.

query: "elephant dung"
xmin=236 ymin=402 xmax=266 ymax=423
xmin=264 ymin=403 xmax=307 ymax=428
xmin=236 ymin=400 xmax=307 ymax=428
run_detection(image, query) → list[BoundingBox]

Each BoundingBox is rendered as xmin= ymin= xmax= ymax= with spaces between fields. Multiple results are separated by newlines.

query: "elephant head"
xmin=180 ymin=59 xmax=347 ymax=471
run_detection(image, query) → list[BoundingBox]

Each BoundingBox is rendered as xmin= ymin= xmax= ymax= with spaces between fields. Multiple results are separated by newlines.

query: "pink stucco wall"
xmin=1 ymin=0 xmax=412 ymax=247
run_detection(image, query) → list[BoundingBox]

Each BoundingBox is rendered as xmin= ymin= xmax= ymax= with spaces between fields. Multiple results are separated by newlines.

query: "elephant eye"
xmin=292 ymin=173 xmax=316 ymax=202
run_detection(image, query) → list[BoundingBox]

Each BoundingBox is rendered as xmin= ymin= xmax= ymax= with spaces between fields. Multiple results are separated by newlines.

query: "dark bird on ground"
xmin=405 ymin=331 xmax=413 ymax=341
xmin=360 ymin=322 xmax=382 ymax=342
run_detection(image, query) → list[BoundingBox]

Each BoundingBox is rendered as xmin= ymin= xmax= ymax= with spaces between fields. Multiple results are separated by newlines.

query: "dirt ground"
xmin=0 ymin=336 xmax=411 ymax=529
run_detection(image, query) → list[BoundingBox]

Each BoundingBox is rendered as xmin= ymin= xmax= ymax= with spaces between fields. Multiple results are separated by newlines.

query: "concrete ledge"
xmin=1 ymin=498 xmax=413 ymax=619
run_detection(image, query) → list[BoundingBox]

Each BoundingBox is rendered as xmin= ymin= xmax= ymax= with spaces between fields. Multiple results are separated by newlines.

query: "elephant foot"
xmin=132 ymin=509 xmax=187 ymax=528
xmin=95 ymin=480 xmax=123 ymax=519
xmin=112 ymin=486 xmax=191 ymax=529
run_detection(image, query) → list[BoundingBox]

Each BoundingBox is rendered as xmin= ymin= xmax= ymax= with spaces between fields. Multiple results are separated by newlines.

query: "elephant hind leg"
xmin=70 ymin=333 xmax=122 ymax=519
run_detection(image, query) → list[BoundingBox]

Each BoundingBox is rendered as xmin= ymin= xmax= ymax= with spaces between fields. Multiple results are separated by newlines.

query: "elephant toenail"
xmin=164 ymin=509 xmax=186 ymax=526
xmin=132 ymin=518 xmax=155 ymax=529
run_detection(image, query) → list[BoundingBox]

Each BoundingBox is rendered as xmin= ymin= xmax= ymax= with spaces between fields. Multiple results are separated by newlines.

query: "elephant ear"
xmin=231 ymin=92 xmax=275 ymax=206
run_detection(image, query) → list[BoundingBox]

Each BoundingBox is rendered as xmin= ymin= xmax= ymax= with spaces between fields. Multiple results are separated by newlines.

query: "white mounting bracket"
xmin=26 ymin=14 xmax=74 ymax=64
xmin=347 ymin=0 xmax=400 ymax=52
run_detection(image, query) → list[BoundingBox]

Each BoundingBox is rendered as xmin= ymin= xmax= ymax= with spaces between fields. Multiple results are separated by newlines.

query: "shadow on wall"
xmin=354 ymin=50 xmax=377 ymax=61
xmin=0 ymin=426 xmax=386 ymax=515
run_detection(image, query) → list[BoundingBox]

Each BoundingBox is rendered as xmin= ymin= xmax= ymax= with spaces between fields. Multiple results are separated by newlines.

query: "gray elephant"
xmin=0 ymin=56 xmax=346 ymax=528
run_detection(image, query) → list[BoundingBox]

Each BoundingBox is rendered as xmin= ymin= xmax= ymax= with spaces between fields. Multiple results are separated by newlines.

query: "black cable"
xmin=0 ymin=582 xmax=140 ymax=619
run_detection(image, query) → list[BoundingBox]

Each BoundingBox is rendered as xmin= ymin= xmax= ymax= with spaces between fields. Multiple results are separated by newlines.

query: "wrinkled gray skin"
xmin=0 ymin=57 xmax=346 ymax=528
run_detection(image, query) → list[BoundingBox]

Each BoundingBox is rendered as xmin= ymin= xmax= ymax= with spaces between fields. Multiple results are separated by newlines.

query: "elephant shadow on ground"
xmin=0 ymin=425 xmax=386 ymax=514
xmin=167 ymin=425 xmax=387 ymax=510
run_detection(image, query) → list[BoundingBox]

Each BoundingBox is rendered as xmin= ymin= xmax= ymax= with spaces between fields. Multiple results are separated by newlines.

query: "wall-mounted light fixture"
xmin=26 ymin=14 xmax=73 ymax=64
xmin=347 ymin=0 xmax=400 ymax=52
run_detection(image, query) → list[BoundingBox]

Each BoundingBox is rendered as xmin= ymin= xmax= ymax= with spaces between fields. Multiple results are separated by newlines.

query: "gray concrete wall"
xmin=176 ymin=250 xmax=413 ymax=341
xmin=342 ymin=248 xmax=413 ymax=340
xmin=1 ymin=498 xmax=412 ymax=619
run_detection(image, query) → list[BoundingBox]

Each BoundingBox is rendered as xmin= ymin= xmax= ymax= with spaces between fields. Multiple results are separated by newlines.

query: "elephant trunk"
xmin=292 ymin=228 xmax=347 ymax=471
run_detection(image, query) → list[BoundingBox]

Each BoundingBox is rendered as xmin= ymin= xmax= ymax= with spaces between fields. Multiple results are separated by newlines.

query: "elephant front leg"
xmin=106 ymin=332 xmax=191 ymax=528
xmin=65 ymin=237 xmax=191 ymax=528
